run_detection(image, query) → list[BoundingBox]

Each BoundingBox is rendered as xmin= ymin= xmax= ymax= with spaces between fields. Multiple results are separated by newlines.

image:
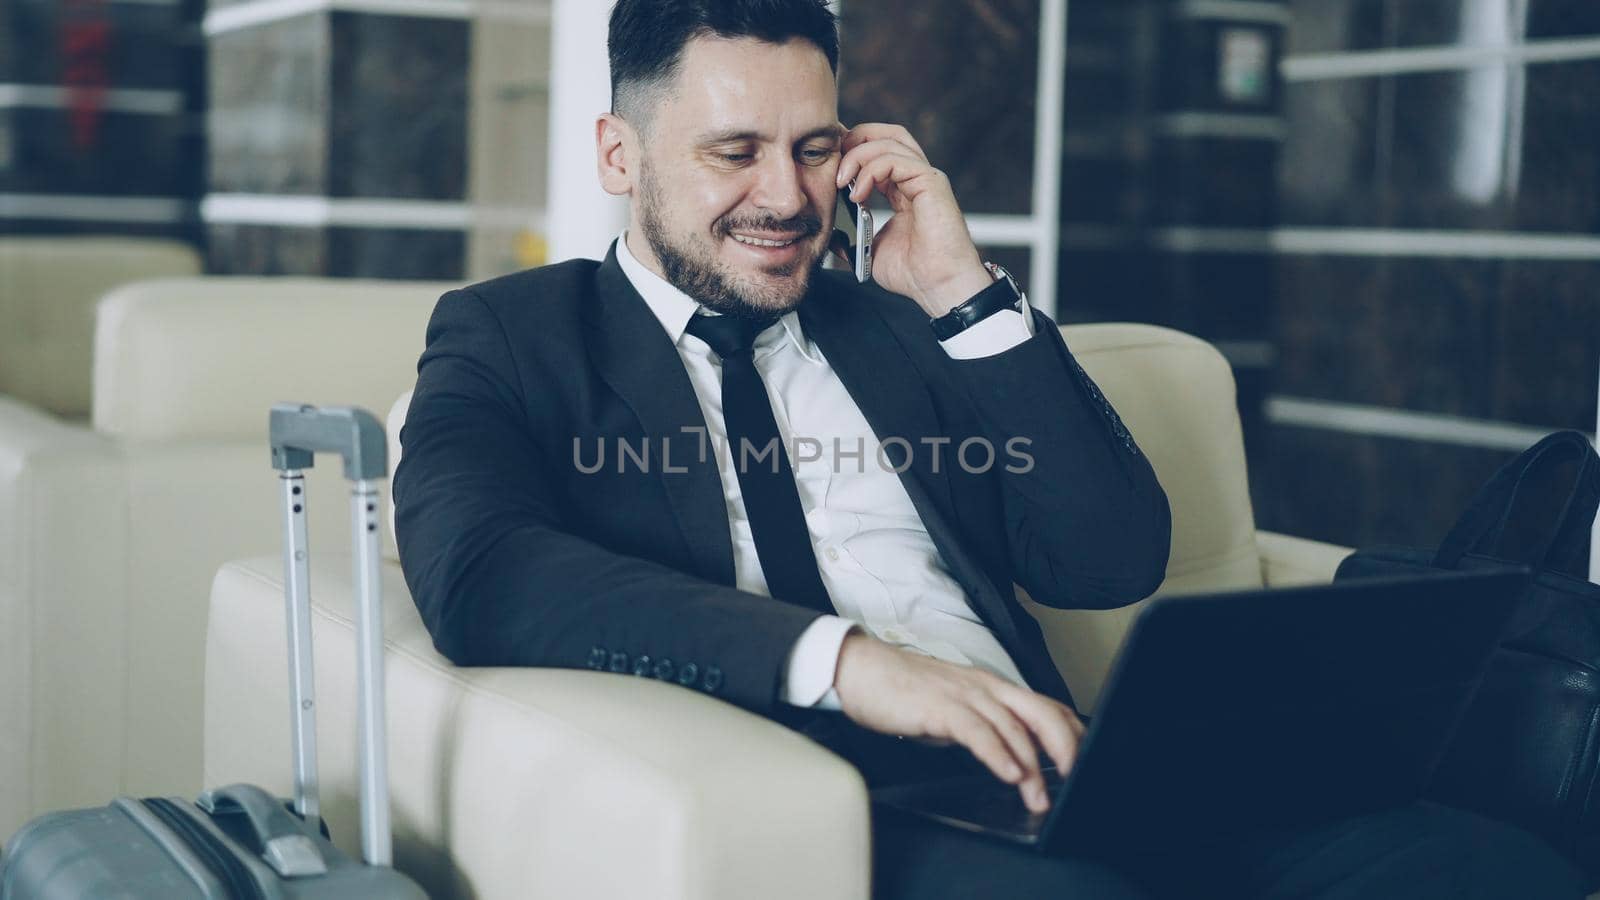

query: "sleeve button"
xmin=608 ymin=651 xmax=630 ymax=673
xmin=632 ymin=654 xmax=653 ymax=677
xmin=586 ymin=646 xmax=608 ymax=670
xmin=676 ymin=662 xmax=699 ymax=686
xmin=653 ymin=658 xmax=676 ymax=681
xmin=702 ymin=666 xmax=724 ymax=693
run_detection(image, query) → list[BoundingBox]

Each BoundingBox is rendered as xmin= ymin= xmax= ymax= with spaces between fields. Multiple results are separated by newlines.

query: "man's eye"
xmin=799 ymin=148 xmax=834 ymax=164
xmin=720 ymin=153 xmax=753 ymax=163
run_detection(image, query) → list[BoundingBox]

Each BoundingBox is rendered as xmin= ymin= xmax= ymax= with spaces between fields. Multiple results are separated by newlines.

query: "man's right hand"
xmin=832 ymin=631 xmax=1084 ymax=814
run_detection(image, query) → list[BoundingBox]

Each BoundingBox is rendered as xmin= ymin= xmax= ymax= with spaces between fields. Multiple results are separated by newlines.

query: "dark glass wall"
xmin=200 ymin=3 xmax=548 ymax=281
xmin=837 ymin=0 xmax=1042 ymax=292
xmin=204 ymin=7 xmax=469 ymax=279
xmin=1051 ymin=0 xmax=1599 ymax=550
xmin=1057 ymin=0 xmax=1289 ymax=479
xmin=1263 ymin=1 xmax=1600 ymax=548
xmin=0 ymin=0 xmax=206 ymax=241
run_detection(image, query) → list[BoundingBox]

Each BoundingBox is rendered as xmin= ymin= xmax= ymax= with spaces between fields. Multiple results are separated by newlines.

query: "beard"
xmin=637 ymin=160 xmax=827 ymax=322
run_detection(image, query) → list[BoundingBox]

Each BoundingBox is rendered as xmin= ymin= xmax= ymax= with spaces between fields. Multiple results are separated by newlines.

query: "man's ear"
xmin=596 ymin=113 xmax=635 ymax=197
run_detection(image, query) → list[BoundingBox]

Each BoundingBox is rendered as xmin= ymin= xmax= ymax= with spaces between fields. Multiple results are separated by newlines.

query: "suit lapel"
xmin=586 ymin=247 xmax=735 ymax=586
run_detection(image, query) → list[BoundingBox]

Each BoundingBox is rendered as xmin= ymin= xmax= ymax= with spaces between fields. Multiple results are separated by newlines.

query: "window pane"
xmin=838 ymin=0 xmax=1040 ymax=216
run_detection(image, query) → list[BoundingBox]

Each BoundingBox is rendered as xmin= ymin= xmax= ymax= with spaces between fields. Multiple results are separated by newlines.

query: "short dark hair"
xmin=608 ymin=0 xmax=839 ymax=128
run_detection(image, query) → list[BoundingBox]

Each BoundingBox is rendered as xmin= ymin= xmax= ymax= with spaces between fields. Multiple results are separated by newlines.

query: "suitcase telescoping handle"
xmin=268 ymin=403 xmax=393 ymax=868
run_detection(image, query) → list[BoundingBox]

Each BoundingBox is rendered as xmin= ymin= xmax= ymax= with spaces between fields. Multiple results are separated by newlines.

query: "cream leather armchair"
xmin=0 ymin=276 xmax=454 ymax=839
xmin=202 ymin=323 xmax=1352 ymax=899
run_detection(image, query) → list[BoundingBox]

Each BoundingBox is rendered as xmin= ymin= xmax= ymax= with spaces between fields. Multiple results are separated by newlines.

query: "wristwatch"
xmin=928 ymin=262 xmax=1026 ymax=341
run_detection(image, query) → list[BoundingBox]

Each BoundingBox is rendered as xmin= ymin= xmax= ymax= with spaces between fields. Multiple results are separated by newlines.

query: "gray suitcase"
xmin=0 ymin=404 xmax=427 ymax=899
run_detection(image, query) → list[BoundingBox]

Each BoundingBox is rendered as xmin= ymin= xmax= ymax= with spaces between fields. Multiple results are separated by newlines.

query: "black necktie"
xmin=685 ymin=313 xmax=834 ymax=614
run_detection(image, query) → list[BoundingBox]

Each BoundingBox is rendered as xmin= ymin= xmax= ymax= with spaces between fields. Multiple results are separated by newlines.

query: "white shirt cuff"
xmin=780 ymin=615 xmax=857 ymax=709
xmin=937 ymin=296 xmax=1035 ymax=360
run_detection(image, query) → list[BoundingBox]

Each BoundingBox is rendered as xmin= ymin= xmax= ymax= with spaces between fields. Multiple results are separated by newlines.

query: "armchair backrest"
xmin=1022 ymin=323 xmax=1263 ymax=711
xmin=0 ymin=237 xmax=201 ymax=418
xmin=92 ymin=277 xmax=453 ymax=441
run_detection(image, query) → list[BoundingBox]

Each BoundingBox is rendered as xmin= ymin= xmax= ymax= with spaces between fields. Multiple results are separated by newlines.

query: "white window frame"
xmin=967 ymin=0 xmax=1067 ymax=317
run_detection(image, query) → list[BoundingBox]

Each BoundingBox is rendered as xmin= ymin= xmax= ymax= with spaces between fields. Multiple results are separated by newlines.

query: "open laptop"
xmin=870 ymin=568 xmax=1529 ymax=856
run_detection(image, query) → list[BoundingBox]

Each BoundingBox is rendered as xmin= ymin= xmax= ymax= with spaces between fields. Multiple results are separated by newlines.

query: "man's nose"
xmin=748 ymin=156 xmax=807 ymax=220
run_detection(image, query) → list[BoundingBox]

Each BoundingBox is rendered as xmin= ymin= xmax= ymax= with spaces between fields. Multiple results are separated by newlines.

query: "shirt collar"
xmin=615 ymin=230 xmax=821 ymax=364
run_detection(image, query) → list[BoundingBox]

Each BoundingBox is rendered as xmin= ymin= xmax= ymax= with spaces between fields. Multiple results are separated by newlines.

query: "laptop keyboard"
xmin=965 ymin=784 xmax=1050 ymax=833
xmin=874 ymin=768 xmax=1067 ymax=842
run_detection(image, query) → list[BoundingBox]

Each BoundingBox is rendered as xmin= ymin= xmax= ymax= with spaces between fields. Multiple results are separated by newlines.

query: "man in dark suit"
xmin=394 ymin=1 xmax=1584 ymax=896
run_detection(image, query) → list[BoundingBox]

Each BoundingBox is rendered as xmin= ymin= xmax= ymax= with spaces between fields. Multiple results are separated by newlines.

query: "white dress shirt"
xmin=616 ymin=232 xmax=1034 ymax=709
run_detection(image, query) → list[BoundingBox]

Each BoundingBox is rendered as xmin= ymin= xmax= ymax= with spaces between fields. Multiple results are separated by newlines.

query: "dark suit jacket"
xmin=394 ymin=244 xmax=1171 ymax=716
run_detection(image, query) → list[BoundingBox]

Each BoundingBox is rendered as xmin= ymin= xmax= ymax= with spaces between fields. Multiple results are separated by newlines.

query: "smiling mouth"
xmin=729 ymin=232 xmax=802 ymax=248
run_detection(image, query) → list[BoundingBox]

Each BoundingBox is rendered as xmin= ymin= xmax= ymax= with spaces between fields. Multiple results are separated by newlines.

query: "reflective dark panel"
xmin=207 ymin=224 xmax=465 ymax=280
xmin=1278 ymin=77 xmax=1383 ymax=227
xmin=1150 ymin=137 xmax=1280 ymax=227
xmin=1526 ymin=0 xmax=1600 ymax=39
xmin=1261 ymin=427 xmax=1519 ymax=549
xmin=1387 ymin=68 xmax=1518 ymax=230
xmin=2 ymin=0 xmax=190 ymax=89
xmin=1515 ymin=60 xmax=1600 ymax=233
xmin=1275 ymin=256 xmax=1501 ymax=419
xmin=326 ymin=12 xmax=469 ymax=201
xmin=1488 ymin=261 xmax=1600 ymax=431
xmin=1283 ymin=0 xmax=1387 ymax=55
xmin=1157 ymin=18 xmax=1284 ymax=112
xmin=0 ymin=108 xmax=189 ymax=197
xmin=208 ymin=14 xmax=331 ymax=196
xmin=838 ymin=0 xmax=1039 ymax=216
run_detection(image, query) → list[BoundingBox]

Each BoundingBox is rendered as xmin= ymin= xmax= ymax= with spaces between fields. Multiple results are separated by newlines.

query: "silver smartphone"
xmin=832 ymin=184 xmax=873 ymax=282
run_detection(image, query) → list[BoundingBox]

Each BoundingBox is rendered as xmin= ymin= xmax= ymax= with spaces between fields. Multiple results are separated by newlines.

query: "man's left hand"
xmin=836 ymin=123 xmax=993 ymax=318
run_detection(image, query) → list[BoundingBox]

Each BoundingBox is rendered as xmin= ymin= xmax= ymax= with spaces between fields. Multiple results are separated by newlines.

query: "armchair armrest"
xmin=205 ymin=557 xmax=871 ymax=900
xmin=0 ymin=400 xmax=126 ymax=836
xmin=1255 ymin=530 xmax=1353 ymax=588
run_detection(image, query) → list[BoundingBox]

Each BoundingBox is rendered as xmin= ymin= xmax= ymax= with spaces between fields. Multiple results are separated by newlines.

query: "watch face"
xmin=984 ymin=262 xmax=1020 ymax=297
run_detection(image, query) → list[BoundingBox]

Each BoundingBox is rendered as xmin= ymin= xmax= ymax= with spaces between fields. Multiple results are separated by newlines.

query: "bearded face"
xmin=637 ymin=154 xmax=830 ymax=320
xmin=617 ymin=36 xmax=844 ymax=320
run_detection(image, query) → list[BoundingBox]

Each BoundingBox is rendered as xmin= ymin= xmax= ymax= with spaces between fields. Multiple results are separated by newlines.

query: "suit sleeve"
xmin=393 ymin=288 xmax=823 ymax=713
xmin=945 ymin=306 xmax=1172 ymax=610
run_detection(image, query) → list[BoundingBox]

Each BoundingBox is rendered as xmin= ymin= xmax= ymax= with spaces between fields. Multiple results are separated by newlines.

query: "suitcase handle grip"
xmin=197 ymin=784 xmax=329 ymax=878
xmin=269 ymin=403 xmax=387 ymax=481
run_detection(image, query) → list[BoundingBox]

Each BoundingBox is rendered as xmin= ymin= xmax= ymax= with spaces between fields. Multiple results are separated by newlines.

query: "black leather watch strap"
xmin=929 ymin=271 xmax=1024 ymax=341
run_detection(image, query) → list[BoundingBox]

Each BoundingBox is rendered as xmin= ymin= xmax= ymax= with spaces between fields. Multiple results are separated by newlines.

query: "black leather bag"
xmin=1335 ymin=430 xmax=1600 ymax=872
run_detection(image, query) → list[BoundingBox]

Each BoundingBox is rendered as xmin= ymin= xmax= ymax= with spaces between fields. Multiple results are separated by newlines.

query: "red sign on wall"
xmin=60 ymin=0 xmax=112 ymax=151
